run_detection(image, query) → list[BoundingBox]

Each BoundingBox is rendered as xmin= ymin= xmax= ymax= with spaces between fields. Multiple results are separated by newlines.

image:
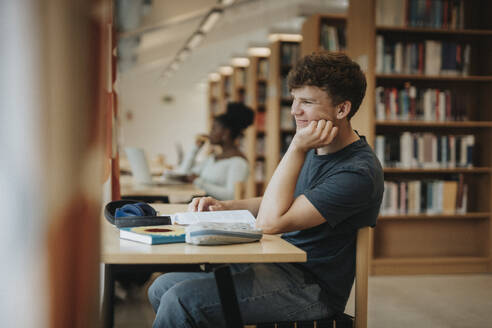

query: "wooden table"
xmin=101 ymin=204 xmax=306 ymax=327
xmin=119 ymin=176 xmax=206 ymax=203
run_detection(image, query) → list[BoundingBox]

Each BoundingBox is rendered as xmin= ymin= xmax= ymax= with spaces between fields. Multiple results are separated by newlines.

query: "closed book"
xmin=120 ymin=225 xmax=186 ymax=245
xmin=442 ymin=181 xmax=458 ymax=213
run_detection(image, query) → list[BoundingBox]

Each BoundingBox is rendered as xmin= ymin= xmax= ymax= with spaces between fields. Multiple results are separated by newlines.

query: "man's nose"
xmin=291 ymin=101 xmax=301 ymax=115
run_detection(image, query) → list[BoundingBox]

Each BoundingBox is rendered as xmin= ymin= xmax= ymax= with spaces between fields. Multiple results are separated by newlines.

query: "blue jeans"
xmin=148 ymin=263 xmax=335 ymax=328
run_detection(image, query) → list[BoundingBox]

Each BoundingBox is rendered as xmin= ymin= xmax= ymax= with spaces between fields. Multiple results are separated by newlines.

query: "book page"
xmin=172 ymin=210 xmax=256 ymax=226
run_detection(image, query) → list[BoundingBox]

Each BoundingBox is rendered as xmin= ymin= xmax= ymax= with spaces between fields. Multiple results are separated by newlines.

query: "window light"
xmin=247 ymin=47 xmax=271 ymax=57
xmin=200 ymin=10 xmax=222 ymax=33
xmin=268 ymin=33 xmax=303 ymax=42
xmin=231 ymin=57 xmax=250 ymax=67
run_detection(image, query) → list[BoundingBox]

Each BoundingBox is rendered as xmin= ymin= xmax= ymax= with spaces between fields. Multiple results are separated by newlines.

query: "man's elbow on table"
xmin=255 ymin=215 xmax=289 ymax=235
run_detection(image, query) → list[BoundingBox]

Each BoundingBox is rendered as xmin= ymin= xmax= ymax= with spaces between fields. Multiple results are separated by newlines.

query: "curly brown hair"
xmin=287 ymin=52 xmax=367 ymax=120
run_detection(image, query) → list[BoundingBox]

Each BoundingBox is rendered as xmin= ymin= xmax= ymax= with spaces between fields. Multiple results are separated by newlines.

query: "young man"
xmin=148 ymin=52 xmax=384 ymax=327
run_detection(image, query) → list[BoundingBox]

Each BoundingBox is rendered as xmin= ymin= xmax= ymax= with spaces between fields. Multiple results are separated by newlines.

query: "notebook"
xmin=124 ymin=147 xmax=185 ymax=185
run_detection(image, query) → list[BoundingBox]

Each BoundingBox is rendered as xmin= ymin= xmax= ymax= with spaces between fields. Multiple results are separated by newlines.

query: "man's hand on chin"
xmin=291 ymin=120 xmax=338 ymax=153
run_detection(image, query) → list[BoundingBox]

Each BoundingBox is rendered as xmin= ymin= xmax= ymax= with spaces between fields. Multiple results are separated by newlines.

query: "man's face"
xmin=291 ymin=86 xmax=337 ymax=130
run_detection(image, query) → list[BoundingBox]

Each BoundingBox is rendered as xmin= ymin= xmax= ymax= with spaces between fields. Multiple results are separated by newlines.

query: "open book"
xmin=171 ymin=210 xmax=256 ymax=227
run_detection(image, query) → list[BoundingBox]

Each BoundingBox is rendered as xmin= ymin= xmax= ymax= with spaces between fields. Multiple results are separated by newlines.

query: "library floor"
xmin=114 ymin=273 xmax=492 ymax=328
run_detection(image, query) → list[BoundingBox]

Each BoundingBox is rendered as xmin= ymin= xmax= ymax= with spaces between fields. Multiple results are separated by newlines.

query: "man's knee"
xmin=153 ymin=284 xmax=195 ymax=327
xmin=148 ymin=273 xmax=181 ymax=312
xmin=153 ymin=278 xmax=222 ymax=328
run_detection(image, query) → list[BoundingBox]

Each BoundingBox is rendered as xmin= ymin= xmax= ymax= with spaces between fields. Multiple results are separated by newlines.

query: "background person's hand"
xmin=291 ymin=120 xmax=338 ymax=152
xmin=195 ymin=134 xmax=209 ymax=148
xmin=188 ymin=196 xmax=228 ymax=212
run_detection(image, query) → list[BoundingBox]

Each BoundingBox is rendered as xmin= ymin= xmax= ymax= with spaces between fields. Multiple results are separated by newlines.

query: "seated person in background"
xmin=176 ymin=102 xmax=254 ymax=200
xmin=148 ymin=52 xmax=384 ymax=327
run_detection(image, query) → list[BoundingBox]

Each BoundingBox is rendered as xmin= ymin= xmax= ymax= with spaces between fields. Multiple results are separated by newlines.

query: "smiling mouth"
xmin=296 ymin=120 xmax=309 ymax=127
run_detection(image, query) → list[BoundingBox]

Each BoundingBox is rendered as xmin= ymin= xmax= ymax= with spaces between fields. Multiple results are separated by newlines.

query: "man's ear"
xmin=336 ymin=101 xmax=352 ymax=120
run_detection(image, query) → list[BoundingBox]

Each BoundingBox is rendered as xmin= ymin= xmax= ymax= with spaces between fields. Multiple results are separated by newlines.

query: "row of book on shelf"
xmin=375 ymin=84 xmax=467 ymax=121
xmin=255 ymin=160 xmax=265 ymax=182
xmin=281 ymin=76 xmax=293 ymax=99
xmin=257 ymin=59 xmax=269 ymax=80
xmin=224 ymin=76 xmax=233 ymax=96
xmin=257 ymin=84 xmax=267 ymax=104
xmin=281 ymin=43 xmax=300 ymax=67
xmin=280 ymin=134 xmax=294 ymax=156
xmin=320 ymin=23 xmax=346 ymax=52
xmin=280 ymin=106 xmax=296 ymax=130
xmin=255 ymin=111 xmax=265 ymax=131
xmin=234 ymin=68 xmax=247 ymax=88
xmin=376 ymin=37 xmax=471 ymax=76
xmin=376 ymin=0 xmax=466 ymax=29
xmin=210 ymin=83 xmax=220 ymax=99
xmin=375 ymin=133 xmax=475 ymax=168
xmin=256 ymin=136 xmax=265 ymax=156
xmin=254 ymin=108 xmax=294 ymax=133
xmin=380 ymin=177 xmax=468 ymax=216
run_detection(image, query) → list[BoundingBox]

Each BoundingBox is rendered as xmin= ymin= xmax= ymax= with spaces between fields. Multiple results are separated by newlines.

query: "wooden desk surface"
xmin=120 ymin=176 xmax=206 ymax=198
xmin=101 ymin=204 xmax=306 ymax=265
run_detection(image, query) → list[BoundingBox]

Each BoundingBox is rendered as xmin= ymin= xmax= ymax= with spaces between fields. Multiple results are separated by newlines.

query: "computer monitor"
xmin=124 ymin=147 xmax=153 ymax=184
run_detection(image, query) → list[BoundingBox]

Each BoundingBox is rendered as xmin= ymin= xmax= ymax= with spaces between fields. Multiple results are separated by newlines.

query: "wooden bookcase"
xmin=301 ymin=13 xmax=347 ymax=57
xmin=231 ymin=65 xmax=248 ymax=103
xmin=207 ymin=78 xmax=220 ymax=131
xmin=265 ymin=39 xmax=301 ymax=182
xmin=347 ymin=0 xmax=492 ymax=275
xmin=219 ymin=70 xmax=233 ymax=113
xmin=244 ymin=54 xmax=270 ymax=197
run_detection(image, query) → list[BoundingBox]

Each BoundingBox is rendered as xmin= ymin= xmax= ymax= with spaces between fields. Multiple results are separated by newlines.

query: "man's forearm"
xmin=223 ymin=197 xmax=263 ymax=216
xmin=256 ymin=146 xmax=306 ymax=230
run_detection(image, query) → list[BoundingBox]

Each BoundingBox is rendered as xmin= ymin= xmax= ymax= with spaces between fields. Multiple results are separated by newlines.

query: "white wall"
xmin=118 ymin=69 xmax=208 ymax=166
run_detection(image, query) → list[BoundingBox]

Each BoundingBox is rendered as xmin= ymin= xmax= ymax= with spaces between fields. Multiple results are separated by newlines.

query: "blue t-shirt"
xmin=282 ymin=135 xmax=384 ymax=312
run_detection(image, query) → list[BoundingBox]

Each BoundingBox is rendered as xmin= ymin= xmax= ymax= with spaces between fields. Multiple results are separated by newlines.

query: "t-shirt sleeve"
xmin=303 ymin=170 xmax=375 ymax=228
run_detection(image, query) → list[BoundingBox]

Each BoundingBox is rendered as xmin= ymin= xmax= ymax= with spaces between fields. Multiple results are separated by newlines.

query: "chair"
xmin=354 ymin=226 xmax=370 ymax=328
xmin=245 ymin=226 xmax=371 ymax=328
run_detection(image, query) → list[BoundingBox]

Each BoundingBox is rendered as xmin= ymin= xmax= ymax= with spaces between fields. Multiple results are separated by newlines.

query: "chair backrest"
xmin=355 ymin=226 xmax=370 ymax=328
xmin=243 ymin=226 xmax=371 ymax=328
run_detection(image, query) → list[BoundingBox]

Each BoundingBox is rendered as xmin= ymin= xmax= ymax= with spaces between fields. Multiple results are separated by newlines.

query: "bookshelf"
xmin=301 ymin=13 xmax=347 ymax=57
xmin=231 ymin=64 xmax=248 ymax=103
xmin=218 ymin=70 xmax=233 ymax=113
xmin=244 ymin=53 xmax=269 ymax=197
xmin=265 ymin=38 xmax=301 ymax=182
xmin=348 ymin=0 xmax=492 ymax=275
xmin=207 ymin=76 xmax=220 ymax=131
